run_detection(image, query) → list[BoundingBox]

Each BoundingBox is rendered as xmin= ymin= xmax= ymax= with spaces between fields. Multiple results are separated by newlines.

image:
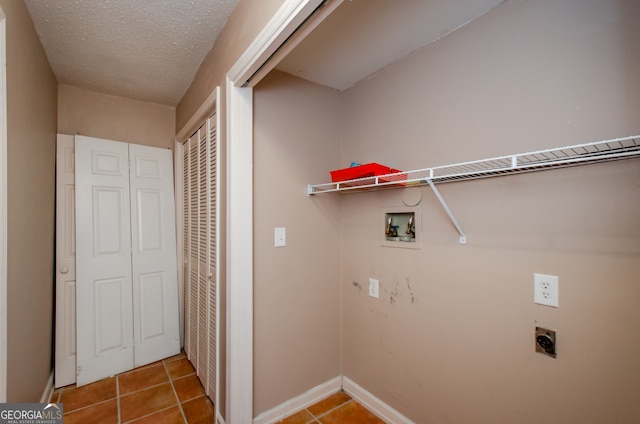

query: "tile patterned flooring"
xmin=50 ymin=353 xmax=214 ymax=423
xmin=276 ymin=391 xmax=385 ymax=424
xmin=51 ymin=353 xmax=384 ymax=424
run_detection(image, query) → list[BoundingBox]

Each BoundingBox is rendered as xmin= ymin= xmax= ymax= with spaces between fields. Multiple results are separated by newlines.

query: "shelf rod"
xmin=427 ymin=179 xmax=466 ymax=244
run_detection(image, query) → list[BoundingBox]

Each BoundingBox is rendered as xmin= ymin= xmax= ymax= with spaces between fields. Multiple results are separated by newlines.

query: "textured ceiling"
xmin=24 ymin=0 xmax=504 ymax=105
xmin=25 ymin=0 xmax=238 ymax=106
xmin=276 ymin=0 xmax=505 ymax=91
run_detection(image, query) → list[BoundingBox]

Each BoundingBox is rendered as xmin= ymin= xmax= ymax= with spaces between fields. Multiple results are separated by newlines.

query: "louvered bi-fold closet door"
xmin=183 ymin=114 xmax=218 ymax=400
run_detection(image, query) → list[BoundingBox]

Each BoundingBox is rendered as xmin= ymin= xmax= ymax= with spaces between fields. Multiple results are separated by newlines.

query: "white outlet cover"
xmin=534 ymin=273 xmax=559 ymax=307
xmin=274 ymin=227 xmax=286 ymax=247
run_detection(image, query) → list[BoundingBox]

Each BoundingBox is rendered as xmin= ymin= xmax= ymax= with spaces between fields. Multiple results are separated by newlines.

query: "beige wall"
xmin=176 ymin=0 xmax=285 ymax=132
xmin=186 ymin=0 xmax=639 ymax=421
xmin=338 ymin=0 xmax=640 ymax=423
xmin=1 ymin=0 xmax=58 ymax=401
xmin=58 ymin=84 xmax=175 ymax=149
xmin=253 ymin=71 xmax=342 ymax=415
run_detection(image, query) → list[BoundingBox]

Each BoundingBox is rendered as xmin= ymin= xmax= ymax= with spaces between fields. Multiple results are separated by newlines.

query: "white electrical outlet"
xmin=368 ymin=278 xmax=379 ymax=299
xmin=274 ymin=227 xmax=286 ymax=247
xmin=534 ymin=273 xmax=559 ymax=307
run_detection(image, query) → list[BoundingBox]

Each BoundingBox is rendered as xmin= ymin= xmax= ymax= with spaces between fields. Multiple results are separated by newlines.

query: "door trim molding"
xmin=225 ymin=77 xmax=253 ymax=424
xmin=227 ymin=0 xmax=324 ymax=86
xmin=227 ymin=0 xmax=343 ymax=87
xmin=225 ymin=0 xmax=341 ymax=421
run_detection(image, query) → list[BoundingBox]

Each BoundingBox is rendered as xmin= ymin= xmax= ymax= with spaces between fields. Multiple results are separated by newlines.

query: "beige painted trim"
xmin=252 ymin=376 xmax=341 ymax=424
xmin=227 ymin=0 xmax=326 ymax=86
xmin=0 ymin=6 xmax=7 ymax=403
xmin=342 ymin=376 xmax=415 ymax=424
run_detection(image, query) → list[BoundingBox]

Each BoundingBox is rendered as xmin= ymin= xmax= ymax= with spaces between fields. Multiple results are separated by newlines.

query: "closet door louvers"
xmin=206 ymin=118 xmax=217 ymax=400
xmin=183 ymin=114 xmax=217 ymax=400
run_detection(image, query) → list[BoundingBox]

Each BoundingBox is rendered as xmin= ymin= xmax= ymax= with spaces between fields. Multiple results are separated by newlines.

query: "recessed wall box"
xmin=381 ymin=206 xmax=421 ymax=249
xmin=535 ymin=327 xmax=557 ymax=358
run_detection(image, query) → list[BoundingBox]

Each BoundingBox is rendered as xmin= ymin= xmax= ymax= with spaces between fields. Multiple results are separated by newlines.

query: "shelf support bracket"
xmin=427 ymin=179 xmax=466 ymax=244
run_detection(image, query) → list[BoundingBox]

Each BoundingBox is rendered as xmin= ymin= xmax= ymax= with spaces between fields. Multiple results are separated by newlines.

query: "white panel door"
xmin=129 ymin=144 xmax=180 ymax=366
xmin=75 ymin=135 xmax=134 ymax=386
xmin=55 ymin=135 xmax=77 ymax=388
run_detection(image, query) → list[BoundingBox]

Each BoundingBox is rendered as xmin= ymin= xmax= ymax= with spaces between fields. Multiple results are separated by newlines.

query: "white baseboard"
xmin=342 ymin=376 xmax=414 ymax=424
xmin=253 ymin=376 xmax=342 ymax=424
xmin=217 ymin=412 xmax=226 ymax=424
xmin=40 ymin=371 xmax=54 ymax=404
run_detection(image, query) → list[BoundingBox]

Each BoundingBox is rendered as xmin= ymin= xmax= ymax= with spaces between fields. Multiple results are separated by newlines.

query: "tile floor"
xmin=50 ymin=352 xmax=214 ymax=423
xmin=51 ymin=353 xmax=384 ymax=424
xmin=276 ymin=391 xmax=386 ymax=424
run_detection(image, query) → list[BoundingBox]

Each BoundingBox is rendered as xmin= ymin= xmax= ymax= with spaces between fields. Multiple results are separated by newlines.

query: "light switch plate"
xmin=534 ymin=273 xmax=559 ymax=307
xmin=369 ymin=278 xmax=379 ymax=299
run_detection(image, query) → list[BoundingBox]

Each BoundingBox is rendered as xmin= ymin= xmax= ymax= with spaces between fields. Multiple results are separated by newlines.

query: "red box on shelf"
xmin=330 ymin=163 xmax=406 ymax=185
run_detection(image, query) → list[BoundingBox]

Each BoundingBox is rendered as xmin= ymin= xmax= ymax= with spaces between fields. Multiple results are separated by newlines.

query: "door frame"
xmin=224 ymin=0 xmax=342 ymax=421
xmin=224 ymin=77 xmax=253 ymax=424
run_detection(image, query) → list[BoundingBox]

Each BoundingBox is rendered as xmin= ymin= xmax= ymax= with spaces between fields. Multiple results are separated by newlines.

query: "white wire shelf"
xmin=307 ymin=135 xmax=640 ymax=195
